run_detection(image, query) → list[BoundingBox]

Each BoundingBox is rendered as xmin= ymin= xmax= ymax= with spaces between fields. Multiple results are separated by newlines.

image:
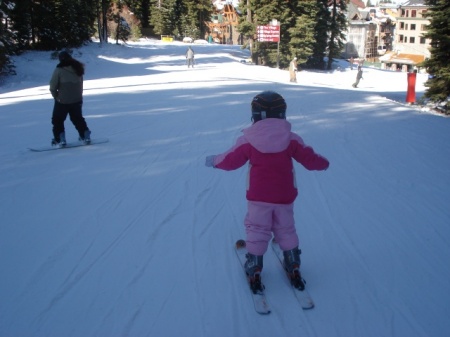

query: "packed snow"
xmin=0 ymin=39 xmax=449 ymax=337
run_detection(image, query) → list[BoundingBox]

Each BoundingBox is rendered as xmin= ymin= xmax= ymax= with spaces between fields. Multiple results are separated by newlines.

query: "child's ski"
xmin=234 ymin=239 xmax=271 ymax=314
xmin=271 ymin=239 xmax=315 ymax=310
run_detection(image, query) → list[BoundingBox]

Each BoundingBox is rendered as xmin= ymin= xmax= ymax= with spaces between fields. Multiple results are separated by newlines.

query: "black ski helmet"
xmin=58 ymin=50 xmax=71 ymax=62
xmin=251 ymin=91 xmax=287 ymax=122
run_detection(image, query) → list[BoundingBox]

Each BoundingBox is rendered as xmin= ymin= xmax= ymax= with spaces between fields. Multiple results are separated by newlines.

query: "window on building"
xmin=421 ymin=24 xmax=428 ymax=31
xmin=405 ymin=24 xmax=409 ymax=30
xmin=399 ymin=35 xmax=404 ymax=43
xmin=420 ymin=37 xmax=426 ymax=44
xmin=411 ymin=24 xmax=416 ymax=30
xmin=411 ymin=10 xmax=417 ymax=17
xmin=400 ymin=22 xmax=405 ymax=30
xmin=410 ymin=37 xmax=415 ymax=44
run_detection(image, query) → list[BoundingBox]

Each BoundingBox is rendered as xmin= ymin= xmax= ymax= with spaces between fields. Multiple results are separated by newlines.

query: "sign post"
xmin=272 ymin=19 xmax=280 ymax=69
xmin=257 ymin=21 xmax=280 ymax=68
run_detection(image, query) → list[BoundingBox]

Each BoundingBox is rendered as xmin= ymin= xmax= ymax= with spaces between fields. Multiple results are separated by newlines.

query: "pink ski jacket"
xmin=213 ymin=118 xmax=329 ymax=204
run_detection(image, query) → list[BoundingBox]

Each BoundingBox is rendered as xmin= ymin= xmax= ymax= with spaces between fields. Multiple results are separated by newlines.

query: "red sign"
xmin=257 ymin=25 xmax=280 ymax=42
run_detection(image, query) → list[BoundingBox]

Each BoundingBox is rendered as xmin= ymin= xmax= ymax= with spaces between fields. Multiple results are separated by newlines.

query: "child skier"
xmin=205 ymin=91 xmax=329 ymax=291
xmin=186 ymin=46 xmax=195 ymax=68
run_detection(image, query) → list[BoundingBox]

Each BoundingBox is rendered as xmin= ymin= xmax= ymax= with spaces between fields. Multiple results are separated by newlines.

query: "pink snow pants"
xmin=244 ymin=200 xmax=299 ymax=256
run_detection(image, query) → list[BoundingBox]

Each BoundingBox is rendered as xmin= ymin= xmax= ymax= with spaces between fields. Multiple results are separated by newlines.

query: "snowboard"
xmin=28 ymin=138 xmax=109 ymax=152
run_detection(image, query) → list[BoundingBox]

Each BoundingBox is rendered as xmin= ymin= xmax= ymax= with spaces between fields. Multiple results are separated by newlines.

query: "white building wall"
xmin=395 ymin=5 xmax=431 ymax=57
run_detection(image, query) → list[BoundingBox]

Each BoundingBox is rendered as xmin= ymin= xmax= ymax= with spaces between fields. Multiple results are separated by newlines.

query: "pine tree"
xmin=182 ymin=0 xmax=212 ymax=39
xmin=237 ymin=0 xmax=292 ymax=67
xmin=253 ymin=0 xmax=285 ymax=66
xmin=237 ymin=0 xmax=343 ymax=70
xmin=237 ymin=0 xmax=256 ymax=55
xmin=97 ymin=0 xmax=113 ymax=44
xmin=327 ymin=0 xmax=347 ymax=70
xmin=28 ymin=0 xmax=97 ymax=50
xmin=310 ymin=0 xmax=329 ymax=70
xmin=76 ymin=0 xmax=98 ymax=44
xmin=52 ymin=0 xmax=81 ymax=49
xmin=112 ymin=1 xmax=131 ymax=43
xmin=8 ymin=0 xmax=97 ymax=50
xmin=0 ymin=0 xmax=16 ymax=75
xmin=150 ymin=0 xmax=177 ymax=36
xmin=421 ymin=0 xmax=450 ymax=112
xmin=149 ymin=0 xmax=211 ymax=40
xmin=8 ymin=0 xmax=34 ymax=49
xmin=181 ymin=0 xmax=199 ymax=39
xmin=288 ymin=0 xmax=317 ymax=66
xmin=31 ymin=1 xmax=57 ymax=49
xmin=124 ymin=0 xmax=150 ymax=29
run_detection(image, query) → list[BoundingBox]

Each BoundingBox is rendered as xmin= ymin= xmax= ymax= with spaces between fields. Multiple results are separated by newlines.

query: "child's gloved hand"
xmin=205 ymin=155 xmax=216 ymax=167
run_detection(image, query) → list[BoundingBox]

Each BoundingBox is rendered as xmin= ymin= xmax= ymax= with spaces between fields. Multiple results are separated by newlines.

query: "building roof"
xmin=380 ymin=52 xmax=425 ymax=65
xmin=212 ymin=0 xmax=239 ymax=10
xmin=400 ymin=0 xmax=427 ymax=7
xmin=328 ymin=0 xmax=365 ymax=8
xmin=350 ymin=0 xmax=366 ymax=9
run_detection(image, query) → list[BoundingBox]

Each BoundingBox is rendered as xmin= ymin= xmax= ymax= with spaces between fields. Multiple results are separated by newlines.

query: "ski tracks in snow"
xmin=308 ymin=170 xmax=430 ymax=336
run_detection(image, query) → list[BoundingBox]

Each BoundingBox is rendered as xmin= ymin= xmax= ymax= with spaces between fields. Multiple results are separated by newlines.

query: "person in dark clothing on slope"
xmin=352 ymin=66 xmax=363 ymax=88
xmin=49 ymin=50 xmax=91 ymax=147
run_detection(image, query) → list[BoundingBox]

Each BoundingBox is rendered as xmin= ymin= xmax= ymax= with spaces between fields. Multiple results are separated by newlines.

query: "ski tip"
xmin=257 ymin=309 xmax=271 ymax=315
xmin=302 ymin=301 xmax=315 ymax=310
xmin=235 ymin=239 xmax=246 ymax=249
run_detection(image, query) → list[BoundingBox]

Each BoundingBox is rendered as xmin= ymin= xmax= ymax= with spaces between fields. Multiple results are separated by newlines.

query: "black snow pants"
xmin=52 ymin=100 xmax=89 ymax=141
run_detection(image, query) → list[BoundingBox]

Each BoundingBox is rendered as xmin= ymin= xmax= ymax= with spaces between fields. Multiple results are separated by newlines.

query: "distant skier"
xmin=186 ymin=46 xmax=195 ymax=68
xmin=205 ymin=91 xmax=329 ymax=291
xmin=49 ymin=50 xmax=91 ymax=146
xmin=289 ymin=57 xmax=298 ymax=82
xmin=352 ymin=66 xmax=363 ymax=88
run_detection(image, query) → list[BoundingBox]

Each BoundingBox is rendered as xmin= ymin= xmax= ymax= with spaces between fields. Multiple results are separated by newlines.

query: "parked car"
xmin=194 ymin=39 xmax=209 ymax=45
xmin=377 ymin=45 xmax=387 ymax=55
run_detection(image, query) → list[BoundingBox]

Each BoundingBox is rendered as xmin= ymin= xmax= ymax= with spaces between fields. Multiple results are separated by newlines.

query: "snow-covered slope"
xmin=0 ymin=39 xmax=449 ymax=337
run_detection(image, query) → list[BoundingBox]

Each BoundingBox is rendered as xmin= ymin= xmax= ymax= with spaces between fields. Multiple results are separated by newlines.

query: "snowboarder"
xmin=186 ymin=46 xmax=195 ymax=68
xmin=49 ymin=50 xmax=91 ymax=146
xmin=352 ymin=65 xmax=363 ymax=88
xmin=205 ymin=91 xmax=329 ymax=290
xmin=289 ymin=57 xmax=298 ymax=82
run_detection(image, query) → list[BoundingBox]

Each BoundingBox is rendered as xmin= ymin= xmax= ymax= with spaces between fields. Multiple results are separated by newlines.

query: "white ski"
xmin=271 ymin=239 xmax=315 ymax=310
xmin=235 ymin=240 xmax=271 ymax=315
